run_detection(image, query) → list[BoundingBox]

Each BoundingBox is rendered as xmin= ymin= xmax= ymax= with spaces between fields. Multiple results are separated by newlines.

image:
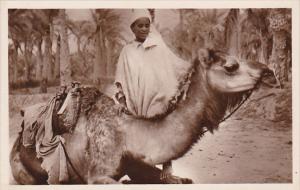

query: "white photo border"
xmin=1 ymin=0 xmax=299 ymax=190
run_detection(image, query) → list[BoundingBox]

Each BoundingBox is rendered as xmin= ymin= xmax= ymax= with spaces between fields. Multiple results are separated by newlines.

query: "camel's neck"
xmin=179 ymin=65 xmax=227 ymax=131
xmin=158 ymin=64 xmax=227 ymax=160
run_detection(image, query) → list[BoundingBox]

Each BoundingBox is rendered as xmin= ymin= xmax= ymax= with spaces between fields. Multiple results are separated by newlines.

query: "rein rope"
xmin=199 ymin=90 xmax=253 ymax=135
xmin=219 ymin=90 xmax=253 ymax=123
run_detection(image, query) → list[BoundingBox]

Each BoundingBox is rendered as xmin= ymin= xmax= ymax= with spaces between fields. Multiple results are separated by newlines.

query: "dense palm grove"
xmin=8 ymin=9 xmax=291 ymax=92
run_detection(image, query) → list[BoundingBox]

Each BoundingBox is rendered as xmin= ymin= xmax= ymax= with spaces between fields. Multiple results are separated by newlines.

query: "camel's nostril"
xmin=261 ymin=68 xmax=277 ymax=86
xmin=263 ymin=68 xmax=274 ymax=76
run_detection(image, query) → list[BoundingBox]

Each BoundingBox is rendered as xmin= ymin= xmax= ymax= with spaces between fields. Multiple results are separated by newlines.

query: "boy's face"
xmin=131 ymin=17 xmax=150 ymax=42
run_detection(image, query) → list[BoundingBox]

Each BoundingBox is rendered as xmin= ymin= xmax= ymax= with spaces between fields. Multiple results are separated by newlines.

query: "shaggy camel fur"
xmin=10 ymin=49 xmax=274 ymax=184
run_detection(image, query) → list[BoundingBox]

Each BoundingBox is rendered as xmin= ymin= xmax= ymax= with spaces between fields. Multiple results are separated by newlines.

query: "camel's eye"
xmin=223 ymin=59 xmax=239 ymax=73
xmin=224 ymin=63 xmax=239 ymax=73
xmin=218 ymin=58 xmax=226 ymax=66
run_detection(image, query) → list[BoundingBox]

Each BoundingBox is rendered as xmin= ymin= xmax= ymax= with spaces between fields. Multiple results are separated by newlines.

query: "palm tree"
xmin=67 ymin=20 xmax=95 ymax=78
xmin=57 ymin=9 xmax=71 ymax=86
xmin=196 ymin=9 xmax=229 ymax=49
xmin=8 ymin=43 xmax=18 ymax=85
xmin=54 ymin=34 xmax=60 ymax=80
xmin=8 ymin=16 xmax=21 ymax=85
xmin=224 ymin=9 xmax=243 ymax=57
xmin=34 ymin=35 xmax=43 ymax=81
xmin=268 ymin=8 xmax=291 ymax=87
xmin=30 ymin=9 xmax=59 ymax=91
xmin=8 ymin=9 xmax=34 ymax=83
xmin=90 ymin=9 xmax=123 ymax=85
xmin=67 ymin=20 xmax=94 ymax=58
xmin=28 ymin=10 xmax=46 ymax=82
xmin=236 ymin=9 xmax=270 ymax=63
xmin=168 ymin=9 xmax=229 ymax=60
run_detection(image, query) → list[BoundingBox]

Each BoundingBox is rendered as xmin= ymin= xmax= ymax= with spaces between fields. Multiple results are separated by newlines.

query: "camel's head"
xmin=195 ymin=49 xmax=275 ymax=94
xmin=191 ymin=49 xmax=276 ymax=129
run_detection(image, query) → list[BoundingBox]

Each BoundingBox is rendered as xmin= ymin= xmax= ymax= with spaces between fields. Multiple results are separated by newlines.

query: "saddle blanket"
xmin=21 ymin=97 xmax=69 ymax=184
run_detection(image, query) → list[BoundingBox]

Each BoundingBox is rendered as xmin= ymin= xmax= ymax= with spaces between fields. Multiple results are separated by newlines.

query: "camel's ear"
xmin=195 ymin=48 xmax=215 ymax=68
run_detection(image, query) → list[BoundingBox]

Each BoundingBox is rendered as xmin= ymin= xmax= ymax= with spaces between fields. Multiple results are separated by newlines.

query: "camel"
xmin=10 ymin=48 xmax=275 ymax=184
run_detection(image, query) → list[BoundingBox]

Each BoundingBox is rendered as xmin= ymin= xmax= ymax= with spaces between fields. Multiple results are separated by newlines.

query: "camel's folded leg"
xmin=122 ymin=153 xmax=193 ymax=184
xmin=10 ymin=135 xmax=47 ymax=184
xmin=88 ymin=176 xmax=120 ymax=184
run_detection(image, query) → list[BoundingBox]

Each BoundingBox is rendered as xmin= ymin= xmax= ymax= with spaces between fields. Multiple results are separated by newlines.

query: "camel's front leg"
xmin=122 ymin=152 xmax=193 ymax=184
xmin=161 ymin=161 xmax=173 ymax=180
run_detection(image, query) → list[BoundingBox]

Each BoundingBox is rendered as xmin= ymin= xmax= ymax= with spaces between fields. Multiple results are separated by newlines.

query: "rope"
xmin=219 ymin=90 xmax=253 ymax=123
xmin=200 ymin=90 xmax=254 ymax=136
xmin=60 ymin=141 xmax=86 ymax=184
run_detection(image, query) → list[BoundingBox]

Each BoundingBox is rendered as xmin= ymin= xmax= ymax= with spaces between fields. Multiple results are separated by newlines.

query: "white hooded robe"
xmin=114 ymin=29 xmax=191 ymax=118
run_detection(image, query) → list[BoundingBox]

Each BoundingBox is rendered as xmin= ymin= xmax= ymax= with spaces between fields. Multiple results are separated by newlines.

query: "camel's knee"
xmin=10 ymin=151 xmax=37 ymax=184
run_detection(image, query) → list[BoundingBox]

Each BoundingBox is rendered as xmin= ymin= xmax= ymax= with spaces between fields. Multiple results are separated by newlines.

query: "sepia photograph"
xmin=0 ymin=0 xmax=299 ymax=189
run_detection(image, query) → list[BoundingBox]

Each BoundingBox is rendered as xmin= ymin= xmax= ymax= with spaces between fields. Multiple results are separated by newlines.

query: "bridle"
xmin=219 ymin=89 xmax=253 ymax=123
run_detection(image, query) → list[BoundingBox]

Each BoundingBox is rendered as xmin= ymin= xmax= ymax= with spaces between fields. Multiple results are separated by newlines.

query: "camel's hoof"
xmin=122 ymin=179 xmax=135 ymax=184
xmin=160 ymin=171 xmax=172 ymax=181
xmin=162 ymin=175 xmax=193 ymax=184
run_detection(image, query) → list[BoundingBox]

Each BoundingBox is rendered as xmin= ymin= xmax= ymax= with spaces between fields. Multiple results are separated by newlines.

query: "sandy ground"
xmin=9 ymin=114 xmax=292 ymax=184
xmin=172 ymin=118 xmax=292 ymax=183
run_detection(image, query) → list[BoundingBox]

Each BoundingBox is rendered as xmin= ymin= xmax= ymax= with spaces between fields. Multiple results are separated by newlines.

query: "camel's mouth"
xmin=250 ymin=68 xmax=277 ymax=92
xmin=259 ymin=68 xmax=277 ymax=88
xmin=231 ymin=84 xmax=256 ymax=92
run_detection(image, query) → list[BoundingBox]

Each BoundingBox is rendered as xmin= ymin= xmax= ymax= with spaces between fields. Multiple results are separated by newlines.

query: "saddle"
xmin=20 ymin=82 xmax=99 ymax=183
xmin=55 ymin=82 xmax=82 ymax=134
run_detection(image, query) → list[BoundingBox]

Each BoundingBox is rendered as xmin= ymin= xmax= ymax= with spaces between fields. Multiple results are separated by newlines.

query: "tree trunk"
xmin=179 ymin=10 xmax=183 ymax=32
xmin=35 ymin=38 xmax=43 ymax=81
xmin=179 ymin=10 xmax=184 ymax=52
xmin=77 ymin=35 xmax=82 ymax=57
xmin=43 ymin=33 xmax=52 ymax=81
xmin=59 ymin=9 xmax=71 ymax=86
xmin=258 ymin=31 xmax=269 ymax=65
xmin=93 ymin=25 xmax=105 ymax=84
xmin=24 ymin=39 xmax=33 ymax=82
xmin=106 ymin=40 xmax=112 ymax=76
xmin=226 ymin=9 xmax=240 ymax=57
xmin=12 ymin=42 xmax=19 ymax=84
xmin=269 ymin=9 xmax=290 ymax=88
xmin=48 ymin=22 xmax=55 ymax=82
xmin=54 ymin=34 xmax=61 ymax=80
xmin=40 ymin=33 xmax=51 ymax=93
xmin=270 ymin=30 xmax=289 ymax=87
xmin=93 ymin=27 xmax=100 ymax=84
xmin=100 ymin=27 xmax=106 ymax=77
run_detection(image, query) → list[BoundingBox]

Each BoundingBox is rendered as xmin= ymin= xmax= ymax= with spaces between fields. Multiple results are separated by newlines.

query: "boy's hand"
xmin=114 ymin=104 xmax=126 ymax=116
